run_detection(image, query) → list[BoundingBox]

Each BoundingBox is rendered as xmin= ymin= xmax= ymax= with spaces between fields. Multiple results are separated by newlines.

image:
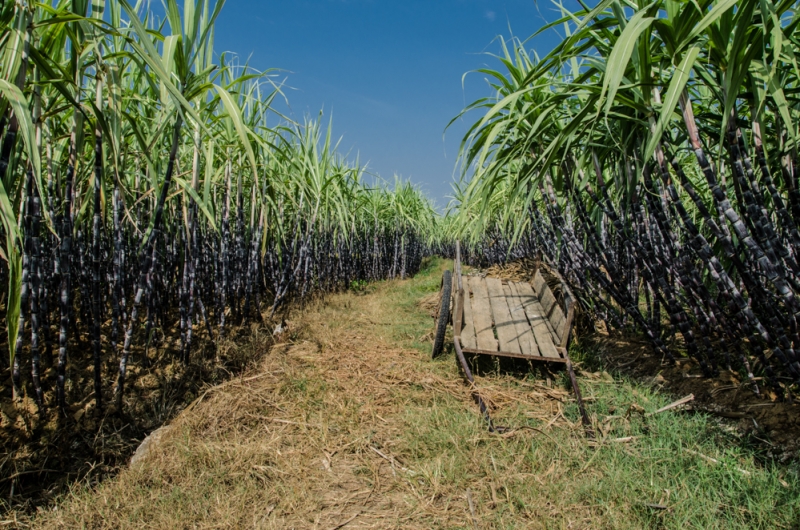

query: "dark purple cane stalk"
xmin=28 ymin=171 xmax=44 ymax=409
xmin=91 ymin=69 xmax=104 ymax=414
xmin=110 ymin=183 xmax=122 ymax=356
xmin=116 ymin=113 xmax=183 ymax=408
xmin=56 ymin=118 xmax=77 ymax=410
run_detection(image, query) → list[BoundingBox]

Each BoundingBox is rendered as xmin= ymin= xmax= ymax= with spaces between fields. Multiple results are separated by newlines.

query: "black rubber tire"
xmin=431 ymin=270 xmax=453 ymax=359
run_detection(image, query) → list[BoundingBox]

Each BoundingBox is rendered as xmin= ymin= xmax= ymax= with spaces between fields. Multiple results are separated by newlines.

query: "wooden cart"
xmin=453 ymin=264 xmax=574 ymax=364
xmin=432 ymin=244 xmax=592 ymax=435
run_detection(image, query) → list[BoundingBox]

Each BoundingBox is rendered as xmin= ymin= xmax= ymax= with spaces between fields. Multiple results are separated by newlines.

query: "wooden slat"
xmin=517 ymin=282 xmax=560 ymax=358
xmin=540 ymin=287 xmax=556 ymax=317
xmin=460 ymin=276 xmax=478 ymax=350
xmin=451 ymin=273 xmax=459 ymax=333
xmin=469 ymin=276 xmax=498 ymax=352
xmin=507 ymin=282 xmax=539 ymax=356
xmin=485 ymin=278 xmax=521 ymax=354
xmin=550 ymin=304 xmax=566 ymax=342
xmin=462 ymin=348 xmax=567 ymax=364
xmin=453 ymin=288 xmax=464 ymax=343
xmin=542 ymin=314 xmax=559 ymax=342
xmin=532 ymin=270 xmax=547 ymax=297
xmin=554 ymin=317 xmax=569 ymax=346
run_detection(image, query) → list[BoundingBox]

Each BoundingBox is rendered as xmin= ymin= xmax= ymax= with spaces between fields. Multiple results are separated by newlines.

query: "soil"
xmin=0 ymin=316 xmax=274 ymax=513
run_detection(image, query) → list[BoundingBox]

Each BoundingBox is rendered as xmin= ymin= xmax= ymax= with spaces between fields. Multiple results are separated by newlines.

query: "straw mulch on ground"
xmin=29 ymin=282 xmax=580 ymax=529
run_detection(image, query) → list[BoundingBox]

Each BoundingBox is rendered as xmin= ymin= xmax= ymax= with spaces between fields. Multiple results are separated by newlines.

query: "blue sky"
xmin=211 ymin=0 xmax=577 ymax=208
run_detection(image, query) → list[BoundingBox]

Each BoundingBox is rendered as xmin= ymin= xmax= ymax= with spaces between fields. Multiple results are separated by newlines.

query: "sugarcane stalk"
xmin=116 ymin=112 xmax=183 ymax=408
xmin=91 ymin=66 xmax=104 ymax=414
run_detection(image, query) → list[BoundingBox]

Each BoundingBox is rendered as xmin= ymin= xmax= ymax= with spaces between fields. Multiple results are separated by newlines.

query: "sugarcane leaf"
xmin=645 ymin=45 xmax=701 ymax=161
xmin=191 ymin=0 xmax=226 ymax=67
xmin=712 ymin=0 xmax=758 ymax=133
xmin=0 ymin=79 xmax=42 ymax=205
xmin=28 ymin=47 xmax=84 ymax=113
xmin=173 ymin=176 xmax=218 ymax=232
xmin=117 ymin=0 xmax=206 ymax=130
xmin=161 ymin=35 xmax=179 ymax=103
xmin=203 ymin=140 xmax=214 ymax=207
xmin=753 ymin=61 xmax=797 ymax=142
xmin=164 ymin=0 xmax=182 ymax=44
xmin=678 ymin=0 xmax=739 ymax=53
xmin=473 ymin=91 xmax=522 ymax=137
xmin=600 ymin=10 xmax=655 ymax=116
xmin=5 ymin=246 xmax=21 ymax=368
xmin=0 ymin=176 xmax=19 ymax=244
xmin=214 ymin=84 xmax=259 ymax=186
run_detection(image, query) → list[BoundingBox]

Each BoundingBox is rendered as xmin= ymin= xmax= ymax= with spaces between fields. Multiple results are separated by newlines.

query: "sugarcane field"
xmin=1 ymin=0 xmax=800 ymax=527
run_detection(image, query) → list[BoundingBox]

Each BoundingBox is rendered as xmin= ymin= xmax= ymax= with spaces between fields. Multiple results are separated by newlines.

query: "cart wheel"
xmin=431 ymin=270 xmax=452 ymax=359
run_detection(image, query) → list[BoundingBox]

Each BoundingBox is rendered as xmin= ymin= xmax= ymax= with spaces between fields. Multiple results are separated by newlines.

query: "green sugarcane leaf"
xmin=203 ymin=140 xmax=214 ymax=207
xmin=0 ymin=176 xmax=19 ymax=244
xmin=645 ymin=45 xmax=701 ymax=161
xmin=120 ymin=110 xmax=157 ymax=170
xmin=117 ymin=0 xmax=207 ymax=132
xmin=161 ymin=35 xmax=179 ymax=103
xmin=6 ymin=246 xmax=21 ymax=368
xmin=600 ymin=10 xmax=655 ymax=116
xmin=473 ymin=91 xmax=522 ymax=136
xmin=753 ymin=61 xmax=797 ymax=142
xmin=214 ymin=84 xmax=259 ymax=187
xmin=190 ymin=0 xmax=226 ymax=67
xmin=678 ymin=0 xmax=739 ymax=53
xmin=0 ymin=79 xmax=42 ymax=205
xmin=174 ymin=176 xmax=218 ymax=233
xmin=165 ymin=0 xmax=182 ymax=44
xmin=3 ymin=7 xmax=28 ymax=85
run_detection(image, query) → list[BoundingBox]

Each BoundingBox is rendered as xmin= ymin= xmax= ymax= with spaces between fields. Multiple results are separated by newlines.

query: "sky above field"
xmin=211 ymin=0 xmax=578 ymax=208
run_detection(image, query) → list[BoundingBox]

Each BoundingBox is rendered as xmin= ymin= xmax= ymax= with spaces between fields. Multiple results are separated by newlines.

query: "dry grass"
xmin=18 ymin=258 xmax=800 ymax=529
xmin=0 ymin=318 xmax=268 ymax=514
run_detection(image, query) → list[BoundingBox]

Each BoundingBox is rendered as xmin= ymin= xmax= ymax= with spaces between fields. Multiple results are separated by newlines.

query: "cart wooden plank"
xmin=486 ymin=278 xmax=522 ymax=354
xmin=541 ymin=304 xmax=560 ymax=340
xmin=532 ymin=270 xmax=547 ymax=297
xmin=460 ymin=276 xmax=478 ymax=350
xmin=506 ymin=282 xmax=539 ymax=356
xmin=516 ymin=282 xmax=561 ymax=358
xmin=540 ymin=287 xmax=557 ymax=318
xmin=469 ymin=276 xmax=498 ymax=352
xmin=550 ymin=304 xmax=566 ymax=343
xmin=452 ymin=273 xmax=459 ymax=331
xmin=462 ymin=347 xmax=567 ymax=363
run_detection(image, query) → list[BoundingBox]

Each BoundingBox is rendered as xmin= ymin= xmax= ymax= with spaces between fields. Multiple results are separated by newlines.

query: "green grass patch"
xmin=376 ymin=258 xmax=800 ymax=528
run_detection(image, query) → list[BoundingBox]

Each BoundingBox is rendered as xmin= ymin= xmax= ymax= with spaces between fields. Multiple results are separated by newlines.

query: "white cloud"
xmin=485 ymin=10 xmax=496 ymax=22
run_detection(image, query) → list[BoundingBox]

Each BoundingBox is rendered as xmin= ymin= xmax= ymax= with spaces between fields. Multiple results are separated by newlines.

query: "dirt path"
xmin=25 ymin=260 xmax=800 ymax=529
